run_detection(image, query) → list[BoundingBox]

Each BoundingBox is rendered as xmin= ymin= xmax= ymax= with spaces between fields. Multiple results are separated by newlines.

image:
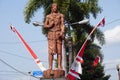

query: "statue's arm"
xmin=44 ymin=15 xmax=54 ymax=28
xmin=61 ymin=14 xmax=65 ymax=34
xmin=60 ymin=14 xmax=65 ymax=39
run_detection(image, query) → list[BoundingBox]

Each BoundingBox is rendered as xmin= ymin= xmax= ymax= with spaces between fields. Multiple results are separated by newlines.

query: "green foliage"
xmin=95 ymin=29 xmax=105 ymax=45
xmin=24 ymin=0 xmax=53 ymax=23
xmin=80 ymin=41 xmax=110 ymax=80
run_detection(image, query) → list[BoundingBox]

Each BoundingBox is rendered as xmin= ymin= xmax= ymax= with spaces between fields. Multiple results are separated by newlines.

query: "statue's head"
xmin=51 ymin=3 xmax=58 ymax=13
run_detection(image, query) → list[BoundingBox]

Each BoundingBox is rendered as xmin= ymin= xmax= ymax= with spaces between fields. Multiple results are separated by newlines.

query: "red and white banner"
xmin=67 ymin=69 xmax=80 ymax=80
xmin=10 ymin=25 xmax=46 ymax=71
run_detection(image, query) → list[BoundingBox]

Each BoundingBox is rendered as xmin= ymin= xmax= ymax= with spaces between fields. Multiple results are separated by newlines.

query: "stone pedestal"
xmin=40 ymin=77 xmax=66 ymax=80
xmin=43 ymin=69 xmax=65 ymax=78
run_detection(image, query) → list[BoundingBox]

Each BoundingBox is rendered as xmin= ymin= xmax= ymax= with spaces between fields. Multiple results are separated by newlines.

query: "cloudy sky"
xmin=104 ymin=25 xmax=120 ymax=45
xmin=0 ymin=0 xmax=120 ymax=80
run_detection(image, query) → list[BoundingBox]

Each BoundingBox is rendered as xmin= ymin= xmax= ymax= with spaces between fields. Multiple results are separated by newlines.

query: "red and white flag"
xmin=67 ymin=69 xmax=80 ymax=80
xmin=10 ymin=25 xmax=46 ymax=71
xmin=66 ymin=60 xmax=82 ymax=80
xmin=92 ymin=56 xmax=100 ymax=67
xmin=75 ymin=41 xmax=87 ymax=64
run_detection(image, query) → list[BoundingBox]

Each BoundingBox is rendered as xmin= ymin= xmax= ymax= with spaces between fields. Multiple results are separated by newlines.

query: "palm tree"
xmin=24 ymin=0 xmax=104 ymax=44
xmin=24 ymin=0 xmax=110 ymax=79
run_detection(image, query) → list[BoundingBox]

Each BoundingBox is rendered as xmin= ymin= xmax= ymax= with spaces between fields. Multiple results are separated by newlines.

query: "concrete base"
xmin=43 ymin=69 xmax=65 ymax=78
xmin=40 ymin=77 xmax=66 ymax=80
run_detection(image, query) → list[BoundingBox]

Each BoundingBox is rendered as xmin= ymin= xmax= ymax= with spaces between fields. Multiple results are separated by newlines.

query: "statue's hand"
xmin=49 ymin=16 xmax=54 ymax=22
xmin=49 ymin=21 xmax=54 ymax=27
xmin=60 ymin=32 xmax=65 ymax=40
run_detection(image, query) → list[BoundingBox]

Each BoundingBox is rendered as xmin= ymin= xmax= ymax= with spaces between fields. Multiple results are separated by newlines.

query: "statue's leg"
xmin=48 ymin=40 xmax=54 ymax=70
xmin=57 ymin=40 xmax=62 ymax=70
xmin=48 ymin=54 xmax=53 ymax=70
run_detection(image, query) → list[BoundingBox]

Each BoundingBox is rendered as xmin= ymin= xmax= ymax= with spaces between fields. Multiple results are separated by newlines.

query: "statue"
xmin=43 ymin=3 xmax=65 ymax=70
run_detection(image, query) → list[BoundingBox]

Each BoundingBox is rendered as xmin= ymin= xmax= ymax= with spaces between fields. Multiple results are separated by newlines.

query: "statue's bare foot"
xmin=58 ymin=66 xmax=62 ymax=70
xmin=48 ymin=66 xmax=52 ymax=70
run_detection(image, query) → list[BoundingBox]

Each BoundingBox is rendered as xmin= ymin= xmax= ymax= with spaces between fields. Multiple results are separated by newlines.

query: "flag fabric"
xmin=85 ymin=18 xmax=105 ymax=42
xmin=92 ymin=56 xmax=100 ymax=67
xmin=66 ymin=60 xmax=81 ymax=80
xmin=66 ymin=57 xmax=83 ymax=80
xmin=71 ymin=60 xmax=82 ymax=74
xmin=67 ymin=69 xmax=80 ymax=80
xmin=75 ymin=41 xmax=87 ymax=64
xmin=10 ymin=25 xmax=46 ymax=71
xmin=97 ymin=17 xmax=105 ymax=27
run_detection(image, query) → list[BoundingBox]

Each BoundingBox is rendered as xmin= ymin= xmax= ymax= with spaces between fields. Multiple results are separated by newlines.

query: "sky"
xmin=0 ymin=0 xmax=120 ymax=80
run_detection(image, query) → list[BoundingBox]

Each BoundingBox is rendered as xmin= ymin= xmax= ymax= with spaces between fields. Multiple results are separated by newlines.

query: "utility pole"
xmin=66 ymin=19 xmax=89 ymax=72
xmin=117 ymin=64 xmax=120 ymax=80
xmin=67 ymin=22 xmax=73 ymax=71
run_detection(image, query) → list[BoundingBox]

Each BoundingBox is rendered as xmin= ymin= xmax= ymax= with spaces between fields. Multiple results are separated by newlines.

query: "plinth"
xmin=40 ymin=77 xmax=66 ymax=80
xmin=43 ymin=69 xmax=65 ymax=78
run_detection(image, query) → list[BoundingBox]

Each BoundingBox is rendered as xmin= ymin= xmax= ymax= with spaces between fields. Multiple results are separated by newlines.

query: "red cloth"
xmin=92 ymin=56 xmax=100 ymax=67
xmin=66 ymin=70 xmax=80 ymax=80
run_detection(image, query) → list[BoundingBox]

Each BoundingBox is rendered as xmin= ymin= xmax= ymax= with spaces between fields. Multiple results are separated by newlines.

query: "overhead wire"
xmin=106 ymin=18 xmax=120 ymax=25
xmin=0 ymin=50 xmax=32 ymax=60
xmin=0 ymin=59 xmax=28 ymax=76
xmin=0 ymin=49 xmax=48 ymax=62
xmin=0 ymin=40 xmax=47 ymax=45
xmin=0 ymin=59 xmax=39 ymax=79
xmin=0 ymin=70 xmax=21 ymax=75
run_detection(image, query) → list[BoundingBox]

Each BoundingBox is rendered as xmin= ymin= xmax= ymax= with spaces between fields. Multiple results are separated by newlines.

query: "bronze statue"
xmin=43 ymin=3 xmax=65 ymax=70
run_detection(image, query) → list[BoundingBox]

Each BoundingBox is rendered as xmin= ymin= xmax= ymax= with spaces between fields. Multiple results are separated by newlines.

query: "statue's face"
xmin=51 ymin=3 xmax=58 ymax=13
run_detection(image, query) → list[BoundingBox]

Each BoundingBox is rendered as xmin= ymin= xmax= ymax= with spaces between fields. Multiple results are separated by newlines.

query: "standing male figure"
xmin=43 ymin=3 xmax=65 ymax=70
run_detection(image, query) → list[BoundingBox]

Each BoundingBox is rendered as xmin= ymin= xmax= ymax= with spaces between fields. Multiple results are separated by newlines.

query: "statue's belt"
xmin=49 ymin=29 xmax=61 ymax=32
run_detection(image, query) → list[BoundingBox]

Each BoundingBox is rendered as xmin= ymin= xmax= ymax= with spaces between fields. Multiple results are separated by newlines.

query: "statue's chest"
xmin=52 ymin=15 xmax=61 ymax=20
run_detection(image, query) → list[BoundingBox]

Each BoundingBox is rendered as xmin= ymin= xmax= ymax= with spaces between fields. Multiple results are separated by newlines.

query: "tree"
xmin=24 ymin=0 xmax=110 ymax=79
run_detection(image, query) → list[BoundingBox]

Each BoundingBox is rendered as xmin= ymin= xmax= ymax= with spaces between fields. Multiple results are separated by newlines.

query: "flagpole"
xmin=62 ymin=40 xmax=67 ymax=75
xmin=76 ymin=18 xmax=105 ymax=58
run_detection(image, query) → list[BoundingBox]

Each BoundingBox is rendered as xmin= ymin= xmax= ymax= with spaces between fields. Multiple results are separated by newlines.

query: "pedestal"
xmin=43 ymin=69 xmax=65 ymax=78
xmin=40 ymin=77 xmax=66 ymax=80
